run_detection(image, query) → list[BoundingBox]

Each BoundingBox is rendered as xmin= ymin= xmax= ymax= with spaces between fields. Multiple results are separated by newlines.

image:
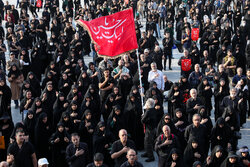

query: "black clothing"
xmin=214 ymin=82 xmax=229 ymax=120
xmin=220 ymin=152 xmax=243 ymax=167
xmin=183 ymin=140 xmax=205 ymax=167
xmin=34 ymin=113 xmax=51 ymax=159
xmin=141 ymin=108 xmax=157 ymax=159
xmin=155 ymin=133 xmax=180 ymax=167
xmin=107 ymin=108 xmax=125 ymax=140
xmin=205 ymin=145 xmax=227 ymax=167
xmin=141 ymin=108 xmax=158 ymax=130
xmin=49 ymin=124 xmax=70 ymax=167
xmin=156 ymin=113 xmax=179 ymax=137
xmin=99 ymin=76 xmax=115 ymax=104
xmin=123 ymin=93 xmax=144 ymax=150
xmin=7 ymin=141 xmax=35 ymax=167
xmin=86 ymin=163 xmax=108 ymax=167
xmin=184 ymin=124 xmax=209 ymax=155
xmin=186 ymin=97 xmax=203 ymax=123
xmin=211 ymin=118 xmax=233 ymax=150
xmin=166 ymin=148 xmax=185 ymax=167
xmin=92 ymin=122 xmax=114 ymax=166
xmin=0 ymin=82 xmax=11 ymax=118
xmin=66 ymin=142 xmax=89 ymax=167
xmin=167 ymin=83 xmax=183 ymax=118
xmin=40 ymin=87 xmax=57 ymax=122
xmin=120 ymin=161 xmax=144 ymax=167
xmin=53 ymin=93 xmax=68 ymax=128
xmin=0 ymin=114 xmax=14 ymax=161
xmin=111 ymin=139 xmax=136 ymax=167
xmin=23 ymin=111 xmax=36 ymax=144
xmin=197 ymin=79 xmax=213 ymax=116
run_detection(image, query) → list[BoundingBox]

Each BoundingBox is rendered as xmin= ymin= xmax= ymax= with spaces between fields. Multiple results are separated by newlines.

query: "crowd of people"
xmin=0 ymin=0 xmax=250 ymax=166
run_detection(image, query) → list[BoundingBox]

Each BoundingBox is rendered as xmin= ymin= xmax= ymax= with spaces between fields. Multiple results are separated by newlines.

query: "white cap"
xmin=144 ymin=48 xmax=149 ymax=53
xmin=38 ymin=158 xmax=49 ymax=166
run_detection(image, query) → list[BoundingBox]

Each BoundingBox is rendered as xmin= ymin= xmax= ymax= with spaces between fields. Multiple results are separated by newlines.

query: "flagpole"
xmin=136 ymin=49 xmax=145 ymax=115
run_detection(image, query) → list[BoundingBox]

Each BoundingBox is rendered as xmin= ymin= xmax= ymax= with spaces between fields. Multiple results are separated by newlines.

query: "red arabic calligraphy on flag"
xmin=77 ymin=8 xmax=138 ymax=58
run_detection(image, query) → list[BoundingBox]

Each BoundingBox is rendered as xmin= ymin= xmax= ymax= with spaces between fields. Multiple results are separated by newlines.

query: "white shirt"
xmin=148 ymin=70 xmax=164 ymax=90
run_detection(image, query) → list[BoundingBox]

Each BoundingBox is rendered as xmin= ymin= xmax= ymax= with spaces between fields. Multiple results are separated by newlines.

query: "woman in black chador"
xmin=34 ymin=112 xmax=52 ymax=159
xmin=107 ymin=105 xmax=125 ymax=140
xmin=179 ymin=75 xmax=191 ymax=108
xmin=79 ymin=109 xmax=96 ymax=159
xmin=49 ymin=123 xmax=70 ymax=167
xmin=183 ymin=139 xmax=205 ymax=167
xmin=220 ymin=151 xmax=242 ymax=167
xmin=214 ymin=78 xmax=229 ymax=121
xmin=77 ymin=71 xmax=91 ymax=97
xmin=166 ymin=148 xmax=185 ymax=167
xmin=210 ymin=117 xmax=233 ymax=151
xmin=152 ymin=95 xmax=164 ymax=123
xmin=53 ymin=92 xmax=68 ymax=129
xmin=101 ymin=93 xmax=116 ymax=123
xmin=67 ymin=85 xmax=83 ymax=105
xmin=40 ymin=83 xmax=57 ymax=123
xmin=93 ymin=122 xmax=114 ymax=167
xmin=172 ymin=108 xmax=188 ymax=151
xmin=0 ymin=113 xmax=14 ymax=161
xmin=204 ymin=145 xmax=227 ymax=167
xmin=168 ymin=83 xmax=183 ymax=118
xmin=222 ymin=106 xmax=241 ymax=151
xmin=58 ymin=72 xmax=73 ymax=96
xmin=23 ymin=110 xmax=36 ymax=144
xmin=123 ymin=92 xmax=144 ymax=150
xmin=67 ymin=100 xmax=82 ymax=133
xmin=26 ymin=72 xmax=41 ymax=97
xmin=198 ymin=106 xmax=212 ymax=156
xmin=59 ymin=112 xmax=74 ymax=134
xmin=156 ymin=113 xmax=179 ymax=137
xmin=30 ymin=97 xmax=44 ymax=119
xmin=197 ymin=77 xmax=213 ymax=116
xmin=0 ymin=79 xmax=12 ymax=119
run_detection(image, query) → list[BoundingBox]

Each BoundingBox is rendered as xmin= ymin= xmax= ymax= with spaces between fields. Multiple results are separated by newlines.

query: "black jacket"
xmin=184 ymin=124 xmax=209 ymax=153
xmin=155 ymin=133 xmax=179 ymax=158
xmin=65 ymin=142 xmax=89 ymax=167
xmin=141 ymin=108 xmax=158 ymax=130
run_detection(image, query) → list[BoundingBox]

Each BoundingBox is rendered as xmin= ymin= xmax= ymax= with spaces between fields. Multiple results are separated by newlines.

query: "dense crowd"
xmin=0 ymin=0 xmax=250 ymax=166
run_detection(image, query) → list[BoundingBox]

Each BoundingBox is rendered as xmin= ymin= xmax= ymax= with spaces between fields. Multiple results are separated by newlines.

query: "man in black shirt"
xmin=66 ymin=133 xmax=89 ymax=167
xmin=7 ymin=130 xmax=37 ymax=167
xmin=120 ymin=149 xmax=143 ymax=167
xmin=184 ymin=114 xmax=209 ymax=156
xmin=99 ymin=68 xmax=114 ymax=104
xmin=86 ymin=153 xmax=108 ymax=167
xmin=186 ymin=88 xmax=203 ymax=123
xmin=111 ymin=129 xmax=136 ymax=167
xmin=163 ymin=74 xmax=173 ymax=91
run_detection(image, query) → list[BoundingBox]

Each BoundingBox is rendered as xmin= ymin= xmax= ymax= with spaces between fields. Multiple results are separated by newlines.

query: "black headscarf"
xmin=172 ymin=108 xmax=188 ymax=132
xmin=26 ymin=72 xmax=41 ymax=96
xmin=183 ymin=138 xmax=204 ymax=167
xmin=24 ymin=110 xmax=36 ymax=143
xmin=8 ymin=64 xmax=22 ymax=79
xmin=208 ymin=145 xmax=227 ymax=167
xmin=166 ymin=148 xmax=185 ymax=167
xmin=220 ymin=151 xmax=242 ymax=167
xmin=156 ymin=113 xmax=179 ymax=137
